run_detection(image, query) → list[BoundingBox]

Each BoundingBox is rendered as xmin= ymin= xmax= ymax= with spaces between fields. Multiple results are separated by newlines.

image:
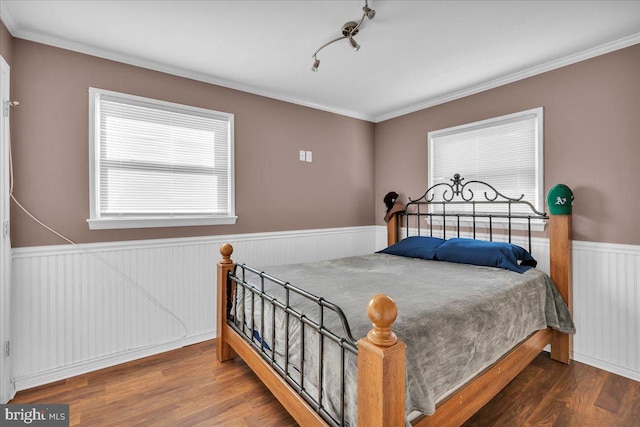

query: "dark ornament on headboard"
xmin=383 ymin=191 xmax=404 ymax=223
xmin=383 ymin=191 xmax=399 ymax=213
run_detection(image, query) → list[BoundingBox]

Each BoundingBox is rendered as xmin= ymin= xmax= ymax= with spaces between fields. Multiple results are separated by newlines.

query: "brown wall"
xmin=9 ymin=39 xmax=375 ymax=247
xmin=6 ymin=25 xmax=639 ymax=247
xmin=0 ymin=21 xmax=13 ymax=65
xmin=375 ymin=44 xmax=640 ymax=246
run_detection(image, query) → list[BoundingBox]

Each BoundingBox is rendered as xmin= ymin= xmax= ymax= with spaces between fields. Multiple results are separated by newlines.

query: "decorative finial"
xmin=451 ymin=173 xmax=464 ymax=195
xmin=219 ymin=244 xmax=233 ymax=264
xmin=366 ymin=294 xmax=398 ymax=347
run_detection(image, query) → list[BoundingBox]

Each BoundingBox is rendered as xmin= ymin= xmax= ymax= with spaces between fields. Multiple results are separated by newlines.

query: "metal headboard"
xmin=396 ymin=173 xmax=548 ymax=252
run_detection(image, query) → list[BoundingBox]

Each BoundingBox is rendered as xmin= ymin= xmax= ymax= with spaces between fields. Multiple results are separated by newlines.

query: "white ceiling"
xmin=1 ymin=1 xmax=639 ymax=122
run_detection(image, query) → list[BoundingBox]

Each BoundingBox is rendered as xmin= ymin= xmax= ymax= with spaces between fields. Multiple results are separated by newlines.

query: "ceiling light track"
xmin=311 ymin=0 xmax=376 ymax=72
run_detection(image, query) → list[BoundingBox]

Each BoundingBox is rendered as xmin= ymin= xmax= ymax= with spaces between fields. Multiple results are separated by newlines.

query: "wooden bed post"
xmin=549 ymin=213 xmax=573 ymax=364
xmin=547 ymin=184 xmax=573 ymax=364
xmin=387 ymin=212 xmax=399 ymax=246
xmin=358 ymin=294 xmax=406 ymax=427
xmin=217 ymin=243 xmax=236 ymax=362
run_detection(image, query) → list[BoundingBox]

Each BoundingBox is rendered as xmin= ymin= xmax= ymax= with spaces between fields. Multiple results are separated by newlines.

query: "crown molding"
xmin=7 ymin=27 xmax=374 ymax=122
xmin=374 ymin=32 xmax=640 ymax=123
xmin=2 ymin=0 xmax=638 ymax=125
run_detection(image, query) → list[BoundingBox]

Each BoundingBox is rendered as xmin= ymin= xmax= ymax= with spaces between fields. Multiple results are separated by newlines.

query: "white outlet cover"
xmin=306 ymin=151 xmax=312 ymax=162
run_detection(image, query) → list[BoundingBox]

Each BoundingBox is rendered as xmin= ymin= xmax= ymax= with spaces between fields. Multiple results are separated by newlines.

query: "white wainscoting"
xmin=11 ymin=226 xmax=377 ymax=391
xmin=572 ymin=241 xmax=640 ymax=382
xmin=11 ymin=225 xmax=640 ymax=392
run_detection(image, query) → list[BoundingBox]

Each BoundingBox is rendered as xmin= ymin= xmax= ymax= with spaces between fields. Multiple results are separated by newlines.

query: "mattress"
xmin=231 ymin=253 xmax=575 ymax=426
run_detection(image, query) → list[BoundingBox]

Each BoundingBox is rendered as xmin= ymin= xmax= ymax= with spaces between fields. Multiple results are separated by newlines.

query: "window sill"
xmin=87 ymin=215 xmax=238 ymax=230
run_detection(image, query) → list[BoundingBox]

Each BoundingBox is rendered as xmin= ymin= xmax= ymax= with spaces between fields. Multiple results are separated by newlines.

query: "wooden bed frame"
xmin=216 ymin=207 xmax=572 ymax=426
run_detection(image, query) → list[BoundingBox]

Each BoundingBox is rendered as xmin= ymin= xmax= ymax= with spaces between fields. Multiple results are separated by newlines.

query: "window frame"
xmin=87 ymin=87 xmax=236 ymax=230
xmin=427 ymin=107 xmax=544 ymax=230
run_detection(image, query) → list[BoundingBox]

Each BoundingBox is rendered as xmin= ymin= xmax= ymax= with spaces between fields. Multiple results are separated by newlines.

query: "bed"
xmin=215 ymin=175 xmax=575 ymax=426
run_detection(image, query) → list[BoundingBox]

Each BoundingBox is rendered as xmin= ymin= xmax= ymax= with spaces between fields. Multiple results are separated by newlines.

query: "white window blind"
xmin=88 ymin=88 xmax=236 ymax=229
xmin=428 ymin=107 xmax=543 ymax=215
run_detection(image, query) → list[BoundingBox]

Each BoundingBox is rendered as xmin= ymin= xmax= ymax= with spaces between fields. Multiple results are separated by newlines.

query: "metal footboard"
xmin=225 ymin=263 xmax=358 ymax=427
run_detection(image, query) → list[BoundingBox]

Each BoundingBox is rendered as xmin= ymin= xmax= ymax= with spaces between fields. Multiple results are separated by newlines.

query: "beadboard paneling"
xmin=572 ymin=241 xmax=640 ymax=381
xmin=11 ymin=226 xmax=377 ymax=391
xmin=11 ymin=226 xmax=640 ymax=392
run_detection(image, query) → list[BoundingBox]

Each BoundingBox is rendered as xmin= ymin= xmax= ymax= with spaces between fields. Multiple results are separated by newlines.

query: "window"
xmin=88 ymin=88 xmax=236 ymax=230
xmin=428 ymin=107 xmax=543 ymax=227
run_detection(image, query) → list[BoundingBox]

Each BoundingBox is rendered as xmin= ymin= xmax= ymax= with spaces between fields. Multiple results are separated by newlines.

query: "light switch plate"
xmin=299 ymin=150 xmax=306 ymax=161
xmin=306 ymin=151 xmax=312 ymax=162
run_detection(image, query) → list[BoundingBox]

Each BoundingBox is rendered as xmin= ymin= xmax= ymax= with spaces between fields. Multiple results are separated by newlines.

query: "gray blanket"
xmin=235 ymin=253 xmax=575 ymax=425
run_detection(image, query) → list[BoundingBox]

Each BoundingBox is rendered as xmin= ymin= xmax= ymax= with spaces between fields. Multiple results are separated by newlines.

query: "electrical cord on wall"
xmin=6 ymin=106 xmax=188 ymax=340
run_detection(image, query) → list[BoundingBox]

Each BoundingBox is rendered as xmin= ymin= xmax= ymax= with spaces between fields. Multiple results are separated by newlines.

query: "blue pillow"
xmin=377 ymin=236 xmax=445 ymax=260
xmin=434 ymin=238 xmax=537 ymax=273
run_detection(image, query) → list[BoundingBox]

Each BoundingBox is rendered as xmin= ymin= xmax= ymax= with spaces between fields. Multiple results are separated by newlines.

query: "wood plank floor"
xmin=10 ymin=340 xmax=640 ymax=426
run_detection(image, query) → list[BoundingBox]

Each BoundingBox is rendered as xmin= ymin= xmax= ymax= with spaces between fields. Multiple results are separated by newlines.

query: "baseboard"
xmin=13 ymin=332 xmax=215 ymax=392
xmin=573 ymin=351 xmax=640 ymax=383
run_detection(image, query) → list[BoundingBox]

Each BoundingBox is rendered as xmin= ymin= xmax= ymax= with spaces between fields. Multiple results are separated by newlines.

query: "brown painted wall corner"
xmin=9 ymin=39 xmax=375 ymax=247
xmin=0 ymin=20 xmax=13 ymax=65
xmin=374 ymin=44 xmax=640 ymax=246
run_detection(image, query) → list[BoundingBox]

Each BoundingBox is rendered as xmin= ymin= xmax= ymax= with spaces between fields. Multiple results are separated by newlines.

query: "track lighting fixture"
xmin=311 ymin=0 xmax=375 ymax=71
xmin=312 ymin=57 xmax=320 ymax=72
xmin=363 ymin=5 xmax=376 ymax=20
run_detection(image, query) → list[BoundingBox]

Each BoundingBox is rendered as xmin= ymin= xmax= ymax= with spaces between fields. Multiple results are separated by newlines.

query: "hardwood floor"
xmin=10 ymin=341 xmax=296 ymax=427
xmin=10 ymin=340 xmax=640 ymax=426
xmin=464 ymin=352 xmax=640 ymax=427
